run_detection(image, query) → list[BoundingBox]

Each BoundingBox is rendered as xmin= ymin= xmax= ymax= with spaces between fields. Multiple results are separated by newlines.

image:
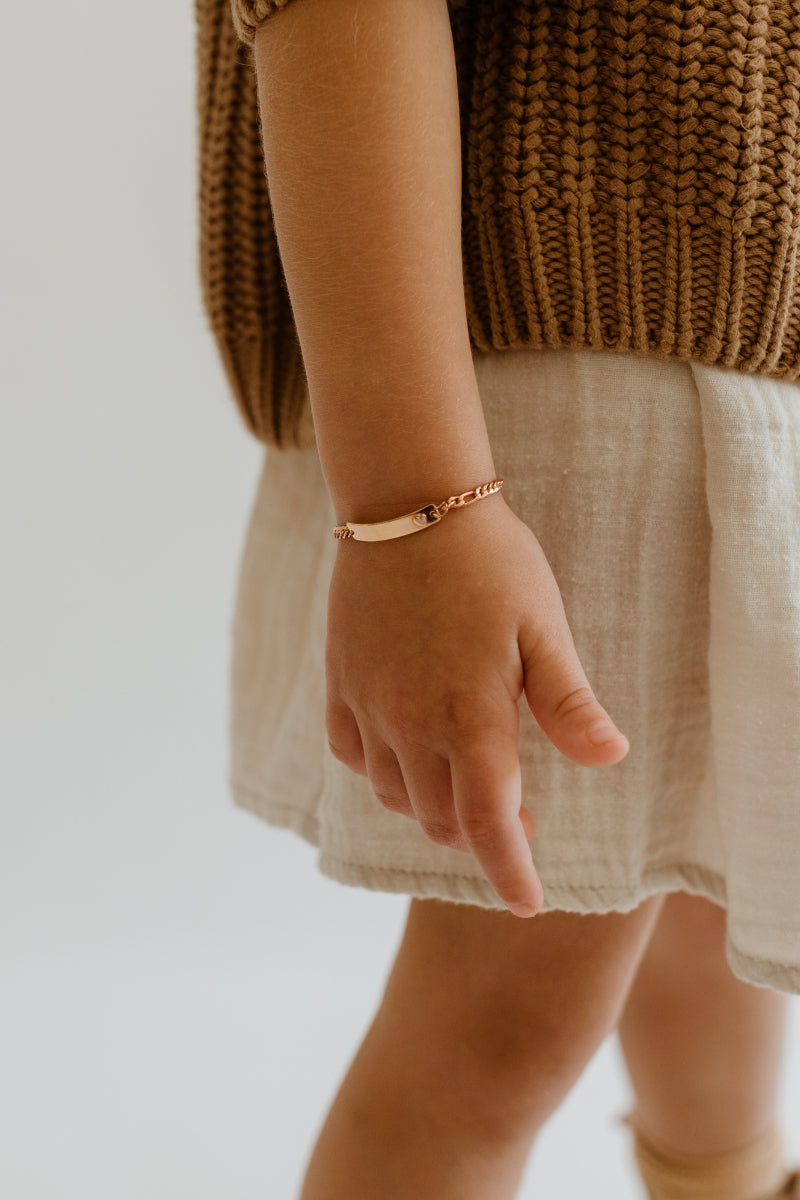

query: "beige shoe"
xmin=620 ymin=1112 xmax=799 ymax=1200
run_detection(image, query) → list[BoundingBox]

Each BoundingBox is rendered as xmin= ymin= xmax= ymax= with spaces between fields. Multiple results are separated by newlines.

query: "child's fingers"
xmin=450 ymin=735 xmax=544 ymax=916
xmin=519 ymin=806 xmax=536 ymax=840
xmin=393 ymin=744 xmax=471 ymax=851
xmin=519 ymin=621 xmax=630 ymax=767
xmin=326 ymin=693 xmax=367 ymax=776
xmin=373 ymin=740 xmax=533 ymax=858
xmin=359 ymin=730 xmax=415 ymax=818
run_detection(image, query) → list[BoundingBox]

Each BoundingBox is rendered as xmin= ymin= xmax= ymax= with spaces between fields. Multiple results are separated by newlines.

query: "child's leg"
xmin=616 ymin=891 xmax=789 ymax=1162
xmin=299 ymin=892 xmax=666 ymax=1200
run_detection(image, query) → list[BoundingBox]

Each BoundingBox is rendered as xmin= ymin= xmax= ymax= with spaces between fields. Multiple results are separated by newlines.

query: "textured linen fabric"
xmin=200 ymin=0 xmax=800 ymax=449
xmin=228 ymin=344 xmax=800 ymax=995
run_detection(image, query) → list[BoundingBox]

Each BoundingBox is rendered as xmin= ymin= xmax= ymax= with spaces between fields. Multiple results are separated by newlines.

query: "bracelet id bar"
xmin=338 ymin=503 xmax=442 ymax=542
xmin=332 ymin=478 xmax=504 ymax=541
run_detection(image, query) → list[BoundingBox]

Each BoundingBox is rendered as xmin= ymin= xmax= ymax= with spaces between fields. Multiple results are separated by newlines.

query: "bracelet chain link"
xmin=332 ymin=477 xmax=504 ymax=540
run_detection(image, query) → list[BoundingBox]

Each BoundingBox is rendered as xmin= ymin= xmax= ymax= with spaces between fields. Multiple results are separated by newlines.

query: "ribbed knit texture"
xmin=196 ymin=0 xmax=800 ymax=448
xmin=195 ymin=0 xmax=309 ymax=446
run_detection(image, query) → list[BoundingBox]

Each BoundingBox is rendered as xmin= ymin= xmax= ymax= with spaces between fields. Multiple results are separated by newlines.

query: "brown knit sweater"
xmin=195 ymin=0 xmax=800 ymax=450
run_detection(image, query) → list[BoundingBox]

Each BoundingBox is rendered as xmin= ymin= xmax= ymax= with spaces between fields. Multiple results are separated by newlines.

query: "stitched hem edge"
xmin=724 ymin=943 xmax=800 ymax=995
xmin=230 ymin=781 xmax=800 ymax=995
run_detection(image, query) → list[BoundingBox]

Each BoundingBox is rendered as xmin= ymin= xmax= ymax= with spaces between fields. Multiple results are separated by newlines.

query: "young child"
xmin=197 ymin=1 xmax=800 ymax=1195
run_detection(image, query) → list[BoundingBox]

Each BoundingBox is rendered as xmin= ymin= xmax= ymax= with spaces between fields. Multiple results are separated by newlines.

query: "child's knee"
xmin=373 ymin=894 xmax=665 ymax=1135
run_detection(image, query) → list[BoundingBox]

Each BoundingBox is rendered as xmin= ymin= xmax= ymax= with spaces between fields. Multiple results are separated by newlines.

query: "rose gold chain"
xmin=432 ymin=478 xmax=504 ymax=517
xmin=332 ymin=477 xmax=503 ymax=539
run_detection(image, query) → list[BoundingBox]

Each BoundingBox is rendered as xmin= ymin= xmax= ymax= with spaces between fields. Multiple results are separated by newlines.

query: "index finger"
xmin=450 ymin=734 xmax=544 ymax=916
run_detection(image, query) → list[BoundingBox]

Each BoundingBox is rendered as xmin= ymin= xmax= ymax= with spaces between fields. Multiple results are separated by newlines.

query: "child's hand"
xmin=325 ymin=494 xmax=629 ymax=917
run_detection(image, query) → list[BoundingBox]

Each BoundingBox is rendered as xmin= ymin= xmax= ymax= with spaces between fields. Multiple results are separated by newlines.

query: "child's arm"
xmin=251 ymin=0 xmax=629 ymax=917
xmin=251 ymin=0 xmax=493 ymax=525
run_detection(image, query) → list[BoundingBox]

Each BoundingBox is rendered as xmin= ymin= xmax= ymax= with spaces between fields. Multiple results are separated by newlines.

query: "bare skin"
xmin=326 ymin=492 xmax=631 ymax=917
xmin=617 ymin=890 xmax=789 ymax=1159
xmin=300 ymin=894 xmax=666 ymax=1200
xmin=254 ymin=0 xmax=630 ymax=916
xmin=297 ymin=892 xmax=789 ymax=1199
xmin=251 ymin=7 xmax=791 ymax=1198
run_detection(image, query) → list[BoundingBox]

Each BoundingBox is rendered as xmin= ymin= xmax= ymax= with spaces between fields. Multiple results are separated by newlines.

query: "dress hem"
xmin=229 ymin=779 xmax=800 ymax=995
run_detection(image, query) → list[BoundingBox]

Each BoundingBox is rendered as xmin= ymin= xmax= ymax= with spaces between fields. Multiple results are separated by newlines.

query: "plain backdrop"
xmin=1 ymin=3 xmax=798 ymax=1197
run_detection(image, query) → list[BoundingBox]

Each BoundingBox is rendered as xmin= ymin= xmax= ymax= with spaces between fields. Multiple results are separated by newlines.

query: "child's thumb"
xmin=520 ymin=626 xmax=630 ymax=767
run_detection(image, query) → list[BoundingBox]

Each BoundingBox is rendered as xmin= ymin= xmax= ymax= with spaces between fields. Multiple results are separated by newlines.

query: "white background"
xmin=1 ymin=3 xmax=798 ymax=1197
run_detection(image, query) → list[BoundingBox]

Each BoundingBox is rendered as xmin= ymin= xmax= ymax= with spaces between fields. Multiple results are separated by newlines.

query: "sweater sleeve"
xmin=230 ymin=0 xmax=294 ymax=45
xmin=230 ymin=0 xmax=469 ymax=46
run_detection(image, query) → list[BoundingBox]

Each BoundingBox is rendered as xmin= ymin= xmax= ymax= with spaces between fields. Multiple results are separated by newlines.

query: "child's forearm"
xmin=251 ymin=0 xmax=496 ymax=524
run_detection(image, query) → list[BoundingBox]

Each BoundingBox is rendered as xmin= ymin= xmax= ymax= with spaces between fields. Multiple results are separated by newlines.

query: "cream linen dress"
xmin=228 ymin=344 xmax=800 ymax=995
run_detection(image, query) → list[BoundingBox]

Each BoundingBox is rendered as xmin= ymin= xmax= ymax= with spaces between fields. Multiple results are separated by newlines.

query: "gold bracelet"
xmin=332 ymin=478 xmax=504 ymax=541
